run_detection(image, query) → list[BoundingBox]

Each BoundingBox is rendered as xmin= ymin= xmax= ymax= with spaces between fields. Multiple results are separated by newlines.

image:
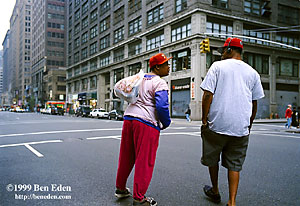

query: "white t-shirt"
xmin=200 ymin=59 xmax=265 ymax=137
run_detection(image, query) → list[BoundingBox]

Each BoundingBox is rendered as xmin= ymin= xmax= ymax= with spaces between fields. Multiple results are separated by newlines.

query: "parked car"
xmin=90 ymin=108 xmax=108 ymax=119
xmin=76 ymin=106 xmax=91 ymax=117
xmin=50 ymin=107 xmax=65 ymax=115
xmin=108 ymin=110 xmax=124 ymax=120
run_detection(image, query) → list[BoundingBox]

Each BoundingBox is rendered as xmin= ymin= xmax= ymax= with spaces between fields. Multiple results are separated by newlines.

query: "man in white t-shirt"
xmin=200 ymin=37 xmax=264 ymax=206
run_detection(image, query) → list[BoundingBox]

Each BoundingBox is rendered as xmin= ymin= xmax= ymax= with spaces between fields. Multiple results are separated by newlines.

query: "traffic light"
xmin=200 ymin=38 xmax=210 ymax=53
xmin=261 ymin=0 xmax=271 ymax=18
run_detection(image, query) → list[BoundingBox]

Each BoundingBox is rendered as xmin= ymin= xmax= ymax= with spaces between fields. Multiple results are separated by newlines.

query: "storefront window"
xmin=172 ymin=49 xmax=191 ymax=72
xmin=171 ymin=78 xmax=190 ymax=117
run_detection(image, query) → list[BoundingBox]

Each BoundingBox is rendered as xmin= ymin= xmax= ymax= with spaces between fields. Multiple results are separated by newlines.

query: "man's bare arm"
xmin=249 ymin=100 xmax=257 ymax=131
xmin=202 ymin=90 xmax=213 ymax=125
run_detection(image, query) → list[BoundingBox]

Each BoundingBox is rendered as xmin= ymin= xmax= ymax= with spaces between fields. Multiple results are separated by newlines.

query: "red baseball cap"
xmin=149 ymin=53 xmax=172 ymax=68
xmin=223 ymin=37 xmax=243 ymax=49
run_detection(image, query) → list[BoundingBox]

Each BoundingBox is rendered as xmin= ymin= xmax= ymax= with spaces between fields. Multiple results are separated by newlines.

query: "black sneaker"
xmin=203 ymin=185 xmax=221 ymax=203
xmin=133 ymin=197 xmax=157 ymax=206
xmin=115 ymin=187 xmax=131 ymax=199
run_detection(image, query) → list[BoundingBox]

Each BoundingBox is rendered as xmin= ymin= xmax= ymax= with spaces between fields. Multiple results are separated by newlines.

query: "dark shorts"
xmin=200 ymin=125 xmax=249 ymax=172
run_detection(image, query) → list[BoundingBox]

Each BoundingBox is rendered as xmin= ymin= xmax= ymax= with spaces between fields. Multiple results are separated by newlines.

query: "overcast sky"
xmin=0 ymin=0 xmax=16 ymax=50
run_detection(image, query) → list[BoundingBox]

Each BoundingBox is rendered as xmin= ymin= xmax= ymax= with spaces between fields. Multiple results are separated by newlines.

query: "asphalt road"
xmin=0 ymin=112 xmax=299 ymax=206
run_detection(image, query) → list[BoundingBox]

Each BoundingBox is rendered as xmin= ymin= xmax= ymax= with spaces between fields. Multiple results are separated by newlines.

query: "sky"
xmin=0 ymin=0 xmax=16 ymax=50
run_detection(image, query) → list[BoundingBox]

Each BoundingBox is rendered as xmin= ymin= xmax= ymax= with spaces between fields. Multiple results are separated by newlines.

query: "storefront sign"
xmin=191 ymin=82 xmax=195 ymax=99
xmin=172 ymin=84 xmax=190 ymax=90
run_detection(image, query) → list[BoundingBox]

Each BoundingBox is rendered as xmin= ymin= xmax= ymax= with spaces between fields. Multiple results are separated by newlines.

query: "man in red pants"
xmin=115 ymin=53 xmax=172 ymax=206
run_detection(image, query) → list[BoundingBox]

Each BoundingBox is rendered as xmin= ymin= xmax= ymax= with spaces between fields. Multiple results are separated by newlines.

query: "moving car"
xmin=108 ymin=110 xmax=124 ymax=120
xmin=76 ymin=106 xmax=91 ymax=117
xmin=90 ymin=108 xmax=109 ymax=119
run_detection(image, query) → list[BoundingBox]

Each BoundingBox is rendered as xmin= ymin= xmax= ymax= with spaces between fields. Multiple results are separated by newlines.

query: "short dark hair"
xmin=230 ymin=46 xmax=243 ymax=54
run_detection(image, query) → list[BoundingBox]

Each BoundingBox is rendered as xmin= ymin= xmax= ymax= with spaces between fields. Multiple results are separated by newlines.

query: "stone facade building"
xmin=65 ymin=0 xmax=300 ymax=119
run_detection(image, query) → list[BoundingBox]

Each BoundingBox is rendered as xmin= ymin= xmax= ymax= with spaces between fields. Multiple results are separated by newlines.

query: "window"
xmin=81 ymin=32 xmax=88 ymax=45
xmin=100 ymin=16 xmax=110 ymax=32
xmin=113 ymin=47 xmax=124 ymax=62
xmin=100 ymin=0 xmax=110 ymax=15
xmin=90 ymin=25 xmax=98 ymax=39
xmin=114 ymin=27 xmax=124 ymax=43
xmin=48 ymin=13 xmax=64 ymax=20
xmin=91 ymin=0 xmax=98 ymax=7
xmin=100 ymin=35 xmax=110 ymax=49
xmin=90 ymin=42 xmax=97 ymax=55
xmin=69 ymin=2 xmax=72 ymax=14
xmin=75 ymin=80 xmax=80 ymax=91
xmin=276 ymin=58 xmax=299 ymax=77
xmin=278 ymin=5 xmax=299 ymax=25
xmin=74 ymin=52 xmax=80 ymax=63
xmin=114 ymin=0 xmax=122 ymax=5
xmin=129 ymin=17 xmax=142 ymax=36
xmin=90 ymin=76 xmax=97 ymax=88
xmin=146 ymin=32 xmax=164 ymax=51
xmin=243 ymin=26 xmax=270 ymax=45
xmin=171 ymin=20 xmax=191 ymax=42
xmin=244 ymin=0 xmax=260 ymax=15
xmin=90 ymin=59 xmax=97 ymax=70
xmin=206 ymin=20 xmax=233 ymax=38
xmin=128 ymin=0 xmax=141 ymax=14
xmin=100 ymin=54 xmax=110 ymax=67
xmin=57 ymin=86 xmax=66 ymax=91
xmin=74 ymin=23 xmax=80 ymax=35
xmin=82 ymin=2 xmax=89 ymax=14
xmin=212 ymin=0 xmax=228 ymax=9
xmin=58 ymin=76 xmax=66 ymax=82
xmin=81 ymin=47 xmax=88 ymax=60
xmin=69 ymin=17 xmax=72 ymax=27
xmin=114 ymin=6 xmax=124 ymax=25
xmin=128 ymin=41 xmax=142 ymax=56
xmin=74 ymin=0 xmax=80 ymax=8
xmin=147 ymin=5 xmax=164 ymax=26
xmin=68 ymin=30 xmax=72 ymax=40
xmin=114 ymin=68 xmax=124 ymax=83
xmin=82 ymin=63 xmax=88 ymax=73
xmin=244 ymin=53 xmax=269 ymax=74
xmin=90 ymin=8 xmax=98 ymax=22
xmin=74 ymin=9 xmax=80 ymax=21
xmin=276 ymin=34 xmax=299 ymax=48
xmin=74 ymin=37 xmax=80 ymax=48
xmin=82 ymin=79 xmax=88 ymax=90
xmin=172 ymin=49 xmax=191 ymax=72
xmin=129 ymin=63 xmax=142 ymax=76
xmin=175 ymin=0 xmax=187 ymax=13
xmin=82 ymin=17 xmax=88 ymax=29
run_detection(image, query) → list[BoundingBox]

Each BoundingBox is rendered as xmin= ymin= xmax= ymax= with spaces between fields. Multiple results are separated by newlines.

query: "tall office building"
xmin=66 ymin=1 xmax=300 ymax=118
xmin=1 ymin=31 xmax=11 ymax=107
xmin=2 ymin=31 xmax=10 ymax=94
xmin=0 ymin=50 xmax=3 ymax=97
xmin=31 ymin=0 xmax=66 ymax=108
xmin=4 ymin=0 xmax=32 ymax=107
xmin=9 ymin=2 xmax=21 ymax=106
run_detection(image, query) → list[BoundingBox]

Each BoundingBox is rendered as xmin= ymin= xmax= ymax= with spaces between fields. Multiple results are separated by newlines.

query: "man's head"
xmin=288 ymin=104 xmax=292 ymax=108
xmin=149 ymin=53 xmax=172 ymax=77
xmin=218 ymin=37 xmax=243 ymax=60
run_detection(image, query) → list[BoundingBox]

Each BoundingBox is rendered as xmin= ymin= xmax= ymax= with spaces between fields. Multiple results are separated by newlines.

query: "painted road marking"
xmin=0 ymin=128 xmax=122 ymax=138
xmin=87 ymin=135 xmax=121 ymax=140
xmin=0 ymin=140 xmax=62 ymax=158
xmin=24 ymin=144 xmax=44 ymax=158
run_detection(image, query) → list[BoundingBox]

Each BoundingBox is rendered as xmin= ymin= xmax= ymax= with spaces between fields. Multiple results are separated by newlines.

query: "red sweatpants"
xmin=116 ymin=120 xmax=160 ymax=201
